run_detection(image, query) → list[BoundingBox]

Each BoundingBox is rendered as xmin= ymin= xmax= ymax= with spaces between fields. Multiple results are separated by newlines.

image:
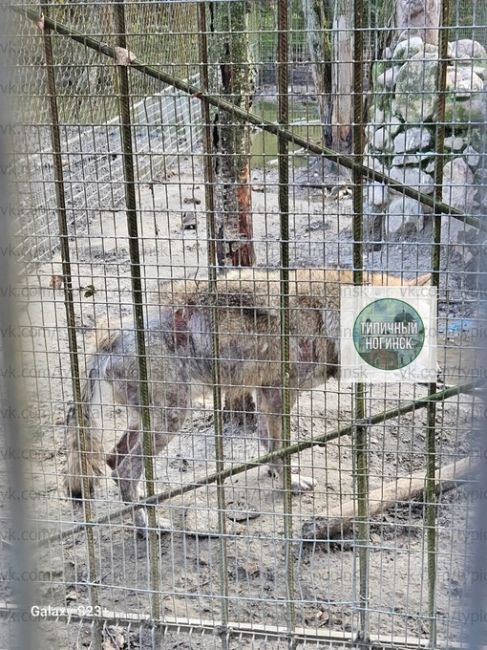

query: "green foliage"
xmin=450 ymin=0 xmax=487 ymax=47
xmin=249 ymin=0 xmax=307 ymax=63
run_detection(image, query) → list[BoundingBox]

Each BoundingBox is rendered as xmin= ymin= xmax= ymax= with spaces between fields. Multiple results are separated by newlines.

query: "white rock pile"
xmin=364 ymin=37 xmax=486 ymax=245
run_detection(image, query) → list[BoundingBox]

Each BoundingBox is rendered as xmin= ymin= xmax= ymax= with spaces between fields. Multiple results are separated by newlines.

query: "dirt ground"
xmin=5 ymin=157 xmax=483 ymax=649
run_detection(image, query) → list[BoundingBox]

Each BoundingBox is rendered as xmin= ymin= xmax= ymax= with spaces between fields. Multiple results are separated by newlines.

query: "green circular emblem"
xmin=353 ymin=299 xmax=425 ymax=370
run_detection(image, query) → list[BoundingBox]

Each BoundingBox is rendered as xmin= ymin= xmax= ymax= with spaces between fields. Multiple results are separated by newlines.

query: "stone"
xmin=385 ymin=197 xmax=423 ymax=237
xmin=442 ymin=158 xmax=475 ymax=212
xmin=448 ymin=39 xmax=487 ymax=61
xmin=425 ymin=157 xmax=440 ymax=174
xmin=371 ymin=107 xmax=385 ymax=125
xmin=393 ymin=40 xmax=438 ymax=61
xmin=365 ymin=124 xmax=376 ymax=142
xmin=366 ymin=182 xmax=389 ymax=207
xmin=364 ymin=209 xmax=384 ymax=245
xmin=393 ymin=127 xmax=432 ymax=153
xmin=443 ymin=135 xmax=467 ymax=151
xmin=446 ymin=66 xmax=484 ymax=96
xmin=390 ymin=166 xmax=434 ymax=195
xmin=473 ymin=65 xmax=486 ymax=80
xmin=392 ymin=154 xmax=421 ymax=167
xmin=463 ymin=145 xmax=481 ymax=169
xmin=364 ymin=155 xmax=386 ymax=172
xmin=444 ymin=96 xmax=487 ymax=126
xmin=392 ymin=36 xmax=425 ymax=61
xmin=395 ymin=52 xmax=439 ymax=122
xmin=376 ymin=66 xmax=402 ymax=89
xmin=371 ymin=127 xmax=391 ymax=151
xmin=386 ymin=114 xmax=404 ymax=137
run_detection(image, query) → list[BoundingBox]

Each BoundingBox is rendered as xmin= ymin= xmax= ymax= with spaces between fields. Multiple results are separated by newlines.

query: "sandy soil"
xmin=5 ymin=157 xmax=482 ymax=649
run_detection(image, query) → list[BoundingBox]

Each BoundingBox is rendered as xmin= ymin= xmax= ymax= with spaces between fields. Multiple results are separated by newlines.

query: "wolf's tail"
xmin=64 ymin=356 xmax=106 ymax=499
xmin=64 ymin=325 xmax=121 ymax=498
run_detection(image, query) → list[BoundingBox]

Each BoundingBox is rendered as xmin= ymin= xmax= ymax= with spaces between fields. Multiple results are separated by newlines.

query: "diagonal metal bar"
xmin=13 ymin=5 xmax=486 ymax=232
xmin=34 ymin=380 xmax=484 ymax=548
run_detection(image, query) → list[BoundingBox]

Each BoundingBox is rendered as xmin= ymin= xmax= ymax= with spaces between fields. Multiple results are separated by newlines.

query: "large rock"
xmin=444 ymin=96 xmax=487 ymax=125
xmin=446 ymin=66 xmax=484 ymax=96
xmin=448 ymin=39 xmax=487 ymax=61
xmin=370 ymin=106 xmax=385 ymax=125
xmin=393 ymin=127 xmax=432 ymax=153
xmin=364 ymin=209 xmax=385 ymax=246
xmin=395 ymin=52 xmax=439 ymax=122
xmin=385 ymin=197 xmax=423 ymax=237
xmin=390 ymin=166 xmax=434 ymax=195
xmin=463 ymin=145 xmax=481 ymax=169
xmin=386 ymin=114 xmax=404 ymax=137
xmin=366 ymin=182 xmax=389 ymax=207
xmin=364 ymin=155 xmax=386 ymax=172
xmin=371 ymin=127 xmax=392 ymax=152
xmin=473 ymin=65 xmax=486 ymax=81
xmin=443 ymin=135 xmax=468 ymax=152
xmin=392 ymin=152 xmax=433 ymax=167
xmin=392 ymin=37 xmax=425 ymax=61
xmin=376 ymin=66 xmax=402 ymax=89
xmin=442 ymin=158 xmax=475 ymax=212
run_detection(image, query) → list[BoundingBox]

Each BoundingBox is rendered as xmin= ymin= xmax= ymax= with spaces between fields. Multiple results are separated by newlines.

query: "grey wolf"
xmin=65 ymin=268 xmax=430 ymax=534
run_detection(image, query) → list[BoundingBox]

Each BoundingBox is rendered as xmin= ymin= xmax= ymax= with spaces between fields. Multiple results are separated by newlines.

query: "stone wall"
xmin=364 ymin=37 xmax=486 ymax=246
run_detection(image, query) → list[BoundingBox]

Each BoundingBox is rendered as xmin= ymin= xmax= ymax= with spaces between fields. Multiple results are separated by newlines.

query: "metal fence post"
xmin=113 ymin=0 xmax=162 ymax=640
xmin=40 ymin=3 xmax=102 ymax=647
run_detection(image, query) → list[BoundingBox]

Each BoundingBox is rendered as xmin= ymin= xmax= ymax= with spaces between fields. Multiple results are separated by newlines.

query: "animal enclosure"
xmin=2 ymin=0 xmax=487 ymax=649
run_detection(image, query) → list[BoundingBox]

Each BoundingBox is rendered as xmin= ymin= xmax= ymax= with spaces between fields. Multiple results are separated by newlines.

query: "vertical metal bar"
xmin=277 ymin=0 xmax=296 ymax=645
xmin=427 ymin=1 xmax=450 ymax=645
xmin=352 ymin=0 xmax=369 ymax=639
xmin=40 ymin=5 xmax=101 ymax=648
xmin=467 ymin=107 xmax=487 ymax=650
xmin=112 ymin=0 xmax=162 ymax=636
xmin=198 ymin=5 xmax=229 ymax=645
xmin=0 ymin=7 xmax=33 ymax=646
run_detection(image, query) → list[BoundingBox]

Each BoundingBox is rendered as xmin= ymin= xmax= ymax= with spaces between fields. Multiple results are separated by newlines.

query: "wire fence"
xmin=2 ymin=0 xmax=487 ymax=648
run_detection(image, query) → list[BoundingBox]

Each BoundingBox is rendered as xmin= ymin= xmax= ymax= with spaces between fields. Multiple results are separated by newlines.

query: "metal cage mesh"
xmin=1 ymin=1 xmax=486 ymax=648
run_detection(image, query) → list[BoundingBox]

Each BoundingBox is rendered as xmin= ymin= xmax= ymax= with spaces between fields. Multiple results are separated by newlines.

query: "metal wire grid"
xmin=2 ymin=0 xmax=486 ymax=648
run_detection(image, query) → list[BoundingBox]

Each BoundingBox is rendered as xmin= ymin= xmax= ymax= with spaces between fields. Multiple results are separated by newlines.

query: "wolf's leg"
xmin=109 ymin=384 xmax=189 ymax=536
xmin=223 ymin=390 xmax=256 ymax=428
xmin=256 ymin=386 xmax=316 ymax=493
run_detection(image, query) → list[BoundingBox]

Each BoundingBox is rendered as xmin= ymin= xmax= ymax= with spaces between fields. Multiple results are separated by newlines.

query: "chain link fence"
xmin=1 ymin=1 xmax=487 ymax=648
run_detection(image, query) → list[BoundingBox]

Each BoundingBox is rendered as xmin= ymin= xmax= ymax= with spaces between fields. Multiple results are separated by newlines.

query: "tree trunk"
xmin=330 ymin=3 xmax=353 ymax=154
xmin=209 ymin=1 xmax=256 ymax=268
xmin=396 ymin=0 xmax=440 ymax=46
xmin=208 ymin=2 xmax=256 ymax=422
xmin=302 ymin=0 xmax=354 ymax=170
xmin=303 ymin=0 xmax=333 ymax=148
